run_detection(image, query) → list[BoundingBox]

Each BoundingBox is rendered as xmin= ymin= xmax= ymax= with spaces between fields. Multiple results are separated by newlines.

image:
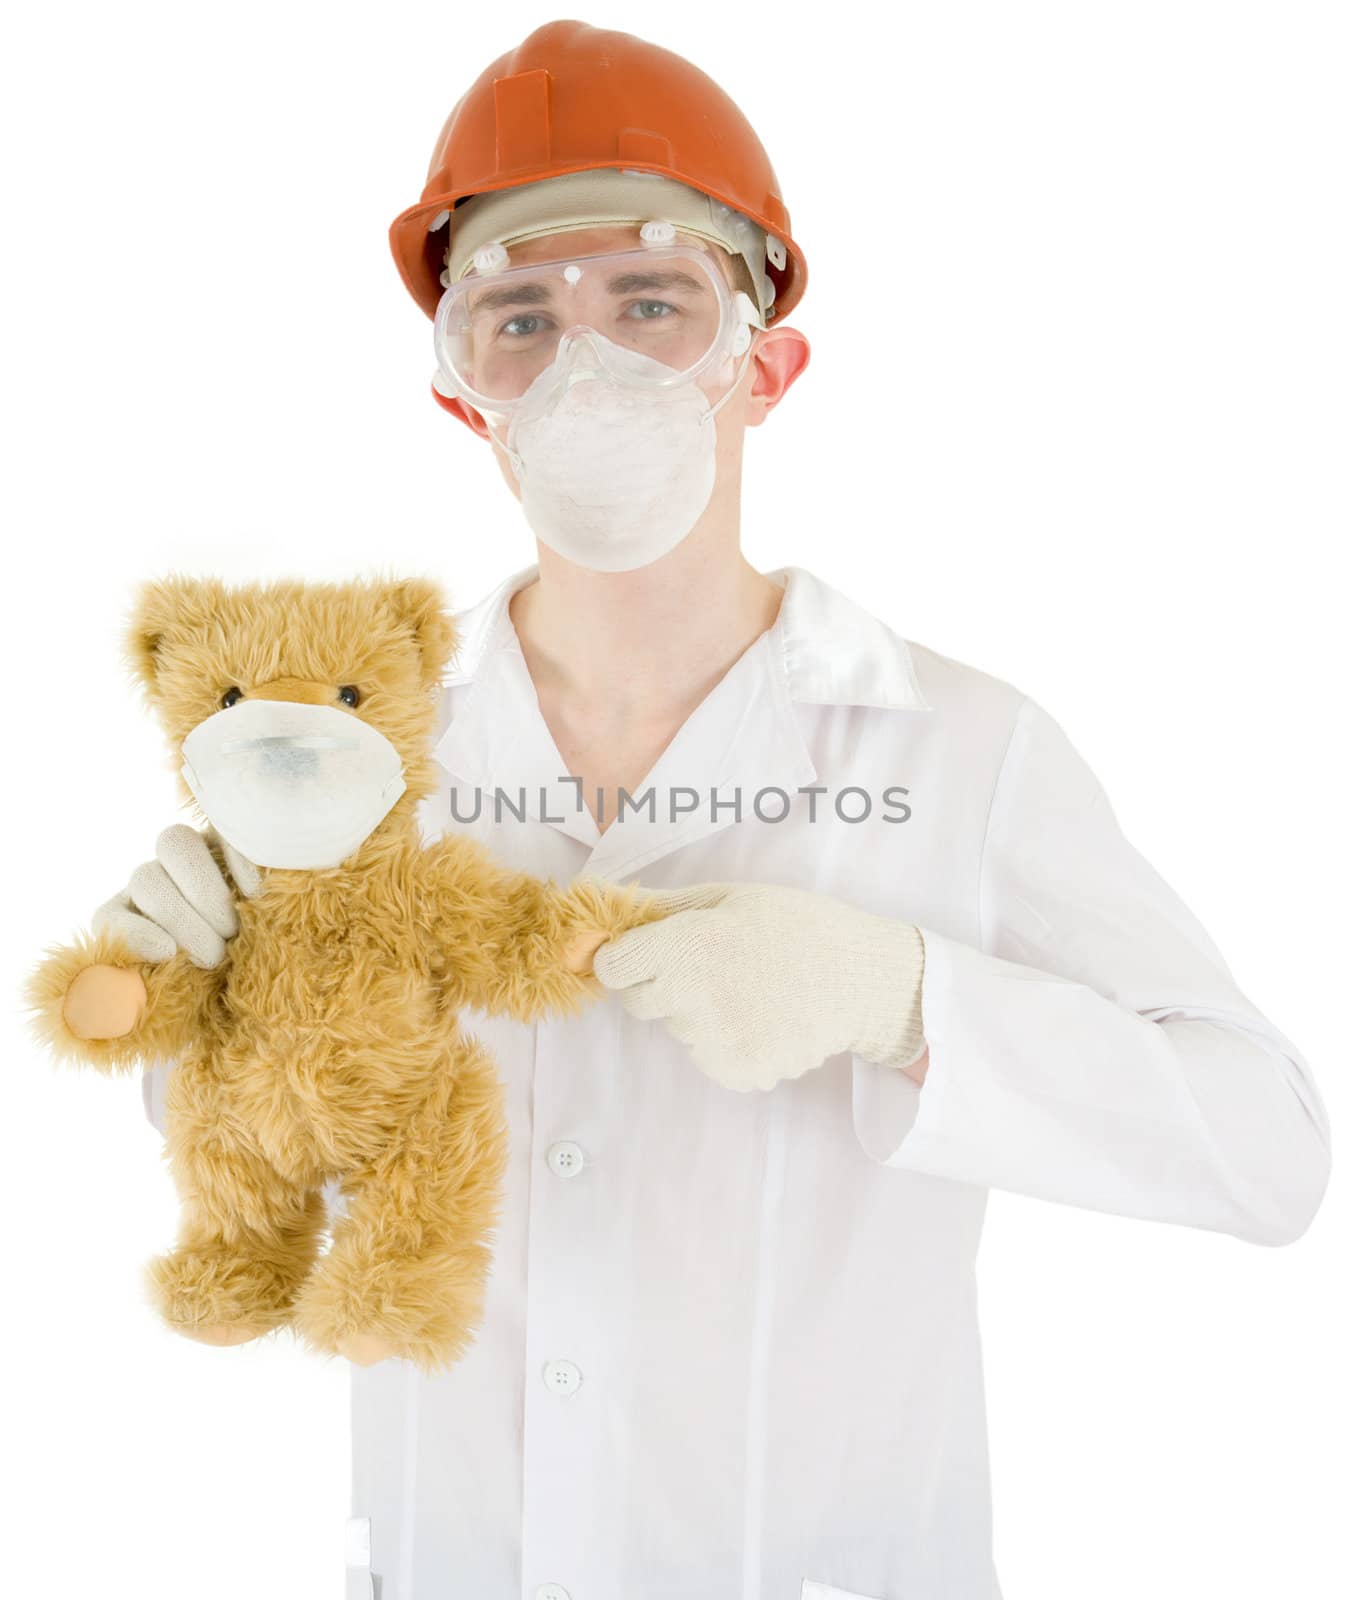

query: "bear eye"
xmin=338 ymin=685 xmax=361 ymax=708
xmin=221 ymin=687 xmax=243 ymax=709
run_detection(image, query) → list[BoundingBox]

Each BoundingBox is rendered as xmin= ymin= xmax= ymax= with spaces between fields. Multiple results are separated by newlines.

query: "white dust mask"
xmin=500 ymin=332 xmax=736 ymax=573
xmin=180 ymin=699 xmax=407 ymax=871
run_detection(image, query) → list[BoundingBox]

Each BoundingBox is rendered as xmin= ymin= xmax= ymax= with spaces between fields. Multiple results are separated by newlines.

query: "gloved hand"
xmin=58 ymin=825 xmax=260 ymax=1043
xmin=592 ymin=882 xmax=927 ymax=1092
xmin=93 ymin=823 xmax=260 ymax=969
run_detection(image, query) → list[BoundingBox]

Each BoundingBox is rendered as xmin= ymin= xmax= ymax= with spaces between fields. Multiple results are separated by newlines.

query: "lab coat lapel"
xmin=433 ymin=565 xmax=600 ymax=849
xmin=579 ymin=567 xmax=932 ymax=880
xmin=580 ymin=625 xmax=818 ymax=881
xmin=433 ymin=645 xmax=602 ymax=848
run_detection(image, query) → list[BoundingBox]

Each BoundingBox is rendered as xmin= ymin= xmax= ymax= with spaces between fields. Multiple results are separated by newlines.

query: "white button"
xmin=547 ymin=1139 xmax=586 ymax=1178
xmin=535 ymin=1586 xmax=571 ymax=1600
xmin=542 ymin=1359 xmax=582 ymax=1395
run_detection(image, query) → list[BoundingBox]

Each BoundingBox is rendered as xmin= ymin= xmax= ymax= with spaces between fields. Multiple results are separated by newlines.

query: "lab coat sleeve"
xmin=851 ymin=694 xmax=1332 ymax=1245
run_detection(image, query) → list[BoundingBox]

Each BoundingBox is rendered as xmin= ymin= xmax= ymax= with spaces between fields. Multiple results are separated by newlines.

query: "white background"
xmin=3 ymin=3 xmax=1349 ymax=1596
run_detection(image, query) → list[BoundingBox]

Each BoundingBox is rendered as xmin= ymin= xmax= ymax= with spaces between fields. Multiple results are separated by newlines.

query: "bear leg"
xmin=290 ymin=1035 xmax=510 ymax=1374
xmin=146 ymin=1193 xmax=329 ymax=1348
xmin=147 ymin=1052 xmax=328 ymax=1348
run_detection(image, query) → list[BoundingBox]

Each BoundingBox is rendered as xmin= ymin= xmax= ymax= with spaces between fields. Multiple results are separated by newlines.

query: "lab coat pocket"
xmin=802 ymin=1582 xmax=886 ymax=1600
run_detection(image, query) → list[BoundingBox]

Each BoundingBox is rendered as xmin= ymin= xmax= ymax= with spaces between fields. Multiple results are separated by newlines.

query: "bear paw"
xmin=62 ymin=964 xmax=147 ymax=1041
xmin=290 ymin=1247 xmax=488 ymax=1375
xmin=180 ymin=1321 xmax=268 ymax=1348
xmin=145 ymin=1242 xmax=298 ymax=1346
xmin=335 ymin=1331 xmax=403 ymax=1367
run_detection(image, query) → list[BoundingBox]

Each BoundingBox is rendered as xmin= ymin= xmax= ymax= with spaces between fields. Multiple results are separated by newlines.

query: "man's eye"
xmin=500 ymin=314 xmax=551 ymax=338
xmin=221 ymin=687 xmax=243 ymax=709
xmin=338 ymin=685 xmax=361 ymax=708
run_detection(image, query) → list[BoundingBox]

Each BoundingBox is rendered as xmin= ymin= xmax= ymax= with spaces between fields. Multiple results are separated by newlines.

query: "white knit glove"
xmin=92 ymin=824 xmax=260 ymax=969
xmin=592 ymin=882 xmax=927 ymax=1092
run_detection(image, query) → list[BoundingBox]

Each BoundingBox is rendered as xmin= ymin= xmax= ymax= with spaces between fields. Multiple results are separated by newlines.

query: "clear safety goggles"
xmin=432 ymin=240 xmax=761 ymax=419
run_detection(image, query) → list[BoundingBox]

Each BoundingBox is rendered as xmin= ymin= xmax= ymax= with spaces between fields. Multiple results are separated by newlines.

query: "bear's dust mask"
xmin=180 ymin=700 xmax=407 ymax=871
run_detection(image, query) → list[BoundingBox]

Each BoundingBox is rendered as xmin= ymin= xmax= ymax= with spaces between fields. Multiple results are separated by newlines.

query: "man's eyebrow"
xmin=467 ymin=268 xmax=711 ymax=315
xmin=604 ymin=269 xmax=711 ymax=296
xmin=467 ymin=281 xmax=555 ymax=314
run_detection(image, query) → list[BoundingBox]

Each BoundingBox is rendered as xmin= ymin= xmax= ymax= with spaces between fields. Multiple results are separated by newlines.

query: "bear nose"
xmin=248 ymin=677 xmax=337 ymax=706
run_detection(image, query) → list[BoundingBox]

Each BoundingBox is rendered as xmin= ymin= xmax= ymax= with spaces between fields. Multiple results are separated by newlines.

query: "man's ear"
xmin=384 ymin=578 xmax=458 ymax=689
xmin=431 ymin=383 xmax=491 ymax=438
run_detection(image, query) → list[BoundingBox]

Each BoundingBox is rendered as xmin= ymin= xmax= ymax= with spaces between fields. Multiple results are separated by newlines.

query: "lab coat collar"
xmin=440 ymin=563 xmax=931 ymax=712
xmin=433 ymin=563 xmax=930 ymax=877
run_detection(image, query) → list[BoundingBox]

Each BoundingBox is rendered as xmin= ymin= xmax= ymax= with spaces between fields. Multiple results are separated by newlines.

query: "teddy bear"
xmin=27 ymin=574 xmax=663 ymax=1374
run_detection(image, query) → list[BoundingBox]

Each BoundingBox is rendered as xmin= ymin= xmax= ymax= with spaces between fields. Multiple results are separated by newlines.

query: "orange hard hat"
xmin=388 ymin=20 xmax=807 ymax=326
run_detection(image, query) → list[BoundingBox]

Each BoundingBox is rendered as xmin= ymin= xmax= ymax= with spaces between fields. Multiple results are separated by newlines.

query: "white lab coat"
xmin=144 ymin=562 xmax=1331 ymax=1600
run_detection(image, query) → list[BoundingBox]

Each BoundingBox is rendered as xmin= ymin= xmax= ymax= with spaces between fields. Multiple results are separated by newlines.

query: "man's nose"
xmin=555 ymin=324 xmax=612 ymax=363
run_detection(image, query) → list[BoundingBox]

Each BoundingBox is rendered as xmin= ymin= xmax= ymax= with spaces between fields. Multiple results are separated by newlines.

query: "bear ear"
xmin=125 ymin=575 xmax=221 ymax=698
xmin=125 ymin=577 xmax=183 ymax=697
xmin=384 ymin=578 xmax=459 ymax=689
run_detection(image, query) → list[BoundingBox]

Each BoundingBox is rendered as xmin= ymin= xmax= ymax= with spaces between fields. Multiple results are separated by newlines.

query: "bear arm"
xmin=26 ymin=929 xmax=220 ymax=1074
xmin=417 ymin=838 xmax=665 ymax=1023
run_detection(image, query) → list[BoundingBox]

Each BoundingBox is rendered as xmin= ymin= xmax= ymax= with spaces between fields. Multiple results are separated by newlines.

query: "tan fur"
xmin=26 ymin=576 xmax=666 ymax=1374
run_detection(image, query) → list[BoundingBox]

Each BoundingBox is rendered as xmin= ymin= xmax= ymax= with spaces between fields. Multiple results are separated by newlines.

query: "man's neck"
xmin=508 ymin=524 xmax=783 ymax=719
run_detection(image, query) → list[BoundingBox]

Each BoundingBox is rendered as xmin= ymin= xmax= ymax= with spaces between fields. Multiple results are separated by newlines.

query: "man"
xmin=122 ymin=21 xmax=1329 ymax=1600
